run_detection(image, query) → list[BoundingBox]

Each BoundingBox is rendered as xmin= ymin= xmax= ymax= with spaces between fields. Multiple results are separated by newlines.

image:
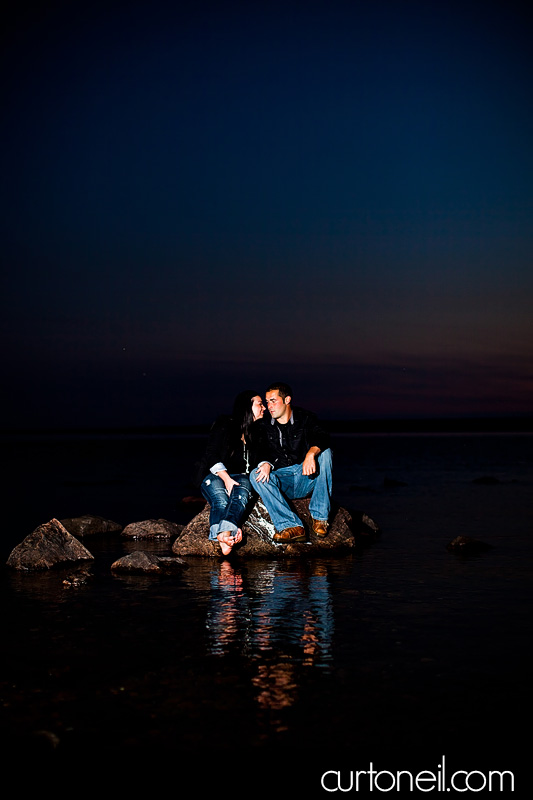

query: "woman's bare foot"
xmin=217 ymin=528 xmax=242 ymax=555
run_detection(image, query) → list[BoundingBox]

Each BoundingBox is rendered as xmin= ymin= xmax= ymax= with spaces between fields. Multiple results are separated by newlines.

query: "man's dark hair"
xmin=266 ymin=382 xmax=293 ymax=400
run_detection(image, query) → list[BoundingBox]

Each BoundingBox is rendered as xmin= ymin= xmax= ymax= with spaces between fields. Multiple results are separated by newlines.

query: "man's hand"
xmin=302 ymin=447 xmax=320 ymax=476
xmin=254 ymin=463 xmax=272 ymax=483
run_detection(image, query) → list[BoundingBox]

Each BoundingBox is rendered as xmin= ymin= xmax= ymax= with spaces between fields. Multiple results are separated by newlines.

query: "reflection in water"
xmin=205 ymin=559 xmax=334 ymax=727
xmin=252 ymin=661 xmax=298 ymax=720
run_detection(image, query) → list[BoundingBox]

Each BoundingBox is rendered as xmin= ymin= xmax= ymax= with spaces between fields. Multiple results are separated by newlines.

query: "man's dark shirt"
xmin=253 ymin=406 xmax=330 ymax=469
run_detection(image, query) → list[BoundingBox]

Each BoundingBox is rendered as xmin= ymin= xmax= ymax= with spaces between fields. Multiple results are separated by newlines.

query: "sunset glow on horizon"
xmin=1 ymin=0 xmax=532 ymax=429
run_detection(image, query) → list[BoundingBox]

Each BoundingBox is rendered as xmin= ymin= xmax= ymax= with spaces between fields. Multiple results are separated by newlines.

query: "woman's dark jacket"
xmin=193 ymin=415 xmax=259 ymax=487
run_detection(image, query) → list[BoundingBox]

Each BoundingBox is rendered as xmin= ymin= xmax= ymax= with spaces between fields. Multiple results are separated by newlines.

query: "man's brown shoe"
xmin=312 ymin=519 xmax=329 ymax=538
xmin=273 ymin=526 xmax=306 ymax=543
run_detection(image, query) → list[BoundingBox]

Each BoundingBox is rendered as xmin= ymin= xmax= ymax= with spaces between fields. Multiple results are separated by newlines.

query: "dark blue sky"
xmin=1 ymin=0 xmax=532 ymax=429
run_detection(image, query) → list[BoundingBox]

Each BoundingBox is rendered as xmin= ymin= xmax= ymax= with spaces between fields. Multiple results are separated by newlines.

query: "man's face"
xmin=265 ymin=390 xmax=290 ymax=420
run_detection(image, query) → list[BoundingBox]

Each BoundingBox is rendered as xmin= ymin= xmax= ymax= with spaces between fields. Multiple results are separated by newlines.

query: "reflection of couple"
xmin=195 ymin=382 xmax=333 ymax=555
xmin=206 ymin=559 xmax=334 ymax=666
xmin=204 ymin=559 xmax=334 ymax=722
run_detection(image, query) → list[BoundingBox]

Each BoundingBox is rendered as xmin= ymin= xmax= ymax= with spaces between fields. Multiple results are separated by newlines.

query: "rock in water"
xmin=172 ymin=498 xmax=380 ymax=558
xmin=446 ymin=535 xmax=493 ymax=553
xmin=60 ymin=514 xmax=123 ymax=536
xmin=6 ymin=518 xmax=95 ymax=571
xmin=111 ymin=552 xmax=189 ymax=574
xmin=121 ymin=519 xmax=184 ymax=538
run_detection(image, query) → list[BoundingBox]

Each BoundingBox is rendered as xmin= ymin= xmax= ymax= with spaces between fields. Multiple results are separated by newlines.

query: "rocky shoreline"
xmin=6 ymin=489 xmax=496 ymax=579
xmin=5 ymin=497 xmax=381 ymax=574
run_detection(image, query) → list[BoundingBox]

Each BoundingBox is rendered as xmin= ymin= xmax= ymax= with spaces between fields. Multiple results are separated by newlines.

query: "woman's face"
xmin=251 ymin=395 xmax=266 ymax=420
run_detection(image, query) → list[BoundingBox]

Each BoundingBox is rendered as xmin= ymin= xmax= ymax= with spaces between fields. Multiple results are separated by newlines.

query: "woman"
xmin=197 ymin=390 xmax=265 ymax=555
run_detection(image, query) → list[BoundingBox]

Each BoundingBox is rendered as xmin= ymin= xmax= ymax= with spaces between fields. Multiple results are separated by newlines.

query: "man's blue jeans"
xmin=250 ymin=448 xmax=333 ymax=533
xmin=200 ymin=473 xmax=253 ymax=540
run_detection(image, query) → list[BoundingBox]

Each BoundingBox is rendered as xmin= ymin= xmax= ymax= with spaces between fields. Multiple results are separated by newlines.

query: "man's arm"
xmin=301 ymin=411 xmax=330 ymax=475
xmin=302 ymin=445 xmax=321 ymax=475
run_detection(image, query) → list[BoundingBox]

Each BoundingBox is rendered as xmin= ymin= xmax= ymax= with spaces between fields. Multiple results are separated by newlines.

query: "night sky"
xmin=1 ymin=0 xmax=532 ymax=430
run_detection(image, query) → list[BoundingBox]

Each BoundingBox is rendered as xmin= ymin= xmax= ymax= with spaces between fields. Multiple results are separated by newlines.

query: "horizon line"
xmin=2 ymin=415 xmax=533 ymax=437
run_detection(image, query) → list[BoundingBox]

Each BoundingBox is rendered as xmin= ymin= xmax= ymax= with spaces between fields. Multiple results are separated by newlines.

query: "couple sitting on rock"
xmin=195 ymin=382 xmax=333 ymax=555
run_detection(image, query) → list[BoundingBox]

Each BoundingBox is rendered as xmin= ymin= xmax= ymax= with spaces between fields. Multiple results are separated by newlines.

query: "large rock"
xmin=172 ymin=498 xmax=380 ymax=558
xmin=111 ymin=552 xmax=189 ymax=574
xmin=60 ymin=514 xmax=123 ymax=536
xmin=121 ymin=519 xmax=184 ymax=539
xmin=6 ymin=518 xmax=95 ymax=571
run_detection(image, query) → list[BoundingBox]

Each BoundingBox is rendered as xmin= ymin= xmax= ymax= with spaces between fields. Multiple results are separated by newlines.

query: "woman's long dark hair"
xmin=231 ymin=390 xmax=259 ymax=442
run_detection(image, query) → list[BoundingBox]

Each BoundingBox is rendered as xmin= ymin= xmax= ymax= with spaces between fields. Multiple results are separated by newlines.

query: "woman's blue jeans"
xmin=200 ymin=473 xmax=253 ymax=540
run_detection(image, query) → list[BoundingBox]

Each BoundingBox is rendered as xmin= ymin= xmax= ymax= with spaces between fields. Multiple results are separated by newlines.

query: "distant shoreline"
xmin=2 ymin=417 xmax=532 ymax=437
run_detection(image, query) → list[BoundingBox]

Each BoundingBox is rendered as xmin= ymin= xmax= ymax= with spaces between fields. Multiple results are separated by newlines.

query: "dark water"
xmin=1 ymin=432 xmax=532 ymax=791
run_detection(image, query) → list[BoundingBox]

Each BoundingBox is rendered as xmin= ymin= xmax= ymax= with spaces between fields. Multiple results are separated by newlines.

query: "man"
xmin=250 ymin=382 xmax=333 ymax=542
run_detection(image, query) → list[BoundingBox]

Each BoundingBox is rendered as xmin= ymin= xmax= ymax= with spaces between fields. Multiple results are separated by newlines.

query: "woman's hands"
xmin=224 ymin=477 xmax=240 ymax=494
xmin=217 ymin=470 xmax=240 ymax=495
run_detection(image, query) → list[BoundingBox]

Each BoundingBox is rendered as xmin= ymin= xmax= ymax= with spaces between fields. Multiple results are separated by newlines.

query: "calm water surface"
xmin=1 ymin=432 xmax=532 ymax=787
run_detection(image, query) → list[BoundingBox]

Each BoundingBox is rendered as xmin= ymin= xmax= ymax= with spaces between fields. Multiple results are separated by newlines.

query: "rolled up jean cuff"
xmin=209 ymin=519 xmax=239 ymax=540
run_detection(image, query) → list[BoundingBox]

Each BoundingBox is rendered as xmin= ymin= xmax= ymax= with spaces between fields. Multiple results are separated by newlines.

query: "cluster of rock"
xmin=5 ymin=498 xmax=381 ymax=574
xmin=5 ymin=516 xmax=188 ymax=575
xmin=4 ymin=495 xmax=495 ymax=577
xmin=173 ymin=498 xmax=380 ymax=558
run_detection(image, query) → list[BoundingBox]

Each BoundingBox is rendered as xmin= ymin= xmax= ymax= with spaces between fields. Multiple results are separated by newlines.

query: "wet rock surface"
xmin=62 ymin=567 xmax=94 ymax=588
xmin=121 ymin=519 xmax=184 ymax=539
xmin=172 ymin=497 xmax=380 ymax=558
xmin=60 ymin=514 xmax=123 ymax=536
xmin=6 ymin=518 xmax=95 ymax=571
xmin=111 ymin=551 xmax=189 ymax=574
